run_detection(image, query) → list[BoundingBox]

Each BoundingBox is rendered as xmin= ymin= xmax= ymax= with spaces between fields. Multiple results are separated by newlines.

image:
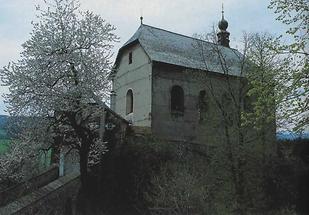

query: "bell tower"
xmin=217 ymin=4 xmax=230 ymax=47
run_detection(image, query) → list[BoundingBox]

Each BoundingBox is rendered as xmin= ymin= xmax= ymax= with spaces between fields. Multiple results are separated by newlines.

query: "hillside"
xmin=277 ymin=131 xmax=309 ymax=140
xmin=0 ymin=115 xmax=10 ymax=154
xmin=0 ymin=115 xmax=9 ymax=139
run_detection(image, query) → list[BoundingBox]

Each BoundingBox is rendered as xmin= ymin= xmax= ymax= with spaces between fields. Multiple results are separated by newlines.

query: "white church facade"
xmin=109 ymin=16 xmax=275 ymax=145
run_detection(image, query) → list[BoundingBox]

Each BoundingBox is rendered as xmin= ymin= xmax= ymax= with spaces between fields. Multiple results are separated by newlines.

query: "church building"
xmin=109 ymin=13 xmax=271 ymax=145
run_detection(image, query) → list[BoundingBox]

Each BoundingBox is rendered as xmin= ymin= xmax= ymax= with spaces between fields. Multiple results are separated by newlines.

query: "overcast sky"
xmin=0 ymin=0 xmax=288 ymax=115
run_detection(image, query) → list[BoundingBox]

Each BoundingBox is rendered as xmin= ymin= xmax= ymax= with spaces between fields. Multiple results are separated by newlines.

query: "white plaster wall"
xmin=113 ymin=43 xmax=152 ymax=127
xmin=151 ymin=64 xmax=242 ymax=145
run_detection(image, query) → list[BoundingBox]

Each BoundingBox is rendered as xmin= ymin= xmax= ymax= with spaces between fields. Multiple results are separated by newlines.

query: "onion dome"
xmin=218 ymin=4 xmax=228 ymax=31
xmin=218 ymin=18 xmax=228 ymax=31
xmin=217 ymin=4 xmax=230 ymax=47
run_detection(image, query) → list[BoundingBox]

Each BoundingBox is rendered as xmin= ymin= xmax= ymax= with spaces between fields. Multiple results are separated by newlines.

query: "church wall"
xmin=151 ymin=62 xmax=276 ymax=151
xmin=152 ymin=64 xmax=256 ymax=145
xmin=113 ymin=44 xmax=152 ymax=127
xmin=151 ymin=64 xmax=196 ymax=142
xmin=151 ymin=63 xmax=234 ymax=145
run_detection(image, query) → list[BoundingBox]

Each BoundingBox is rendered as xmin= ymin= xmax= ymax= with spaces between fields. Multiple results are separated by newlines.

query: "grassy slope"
xmin=0 ymin=115 xmax=11 ymax=154
xmin=0 ymin=125 xmax=10 ymax=154
xmin=0 ymin=139 xmax=11 ymax=154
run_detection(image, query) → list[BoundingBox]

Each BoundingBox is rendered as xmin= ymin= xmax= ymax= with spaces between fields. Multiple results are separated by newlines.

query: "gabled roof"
xmin=115 ymin=24 xmax=244 ymax=77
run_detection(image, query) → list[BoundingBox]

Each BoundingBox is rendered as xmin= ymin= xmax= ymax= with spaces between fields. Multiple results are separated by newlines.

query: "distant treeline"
xmin=0 ymin=115 xmax=9 ymax=139
xmin=277 ymin=131 xmax=309 ymax=140
xmin=277 ymin=138 xmax=309 ymax=214
xmin=0 ymin=115 xmax=26 ymax=139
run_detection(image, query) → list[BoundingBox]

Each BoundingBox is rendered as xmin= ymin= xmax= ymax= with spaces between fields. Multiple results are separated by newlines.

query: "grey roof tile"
xmin=118 ymin=24 xmax=244 ymax=76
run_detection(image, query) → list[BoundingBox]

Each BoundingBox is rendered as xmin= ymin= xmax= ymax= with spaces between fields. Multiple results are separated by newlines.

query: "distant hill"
xmin=0 ymin=115 xmax=9 ymax=139
xmin=277 ymin=131 xmax=309 ymax=140
xmin=0 ymin=115 xmax=8 ymax=128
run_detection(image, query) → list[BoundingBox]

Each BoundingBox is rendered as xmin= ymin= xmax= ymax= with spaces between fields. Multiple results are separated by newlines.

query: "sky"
xmin=0 ymin=0 xmax=289 ymax=115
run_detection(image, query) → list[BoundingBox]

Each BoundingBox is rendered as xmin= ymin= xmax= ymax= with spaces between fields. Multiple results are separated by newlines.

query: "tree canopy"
xmin=0 ymin=0 xmax=118 ymax=188
xmin=269 ymin=0 xmax=309 ymax=55
xmin=269 ymin=0 xmax=308 ymax=132
xmin=2 ymin=0 xmax=118 ymax=117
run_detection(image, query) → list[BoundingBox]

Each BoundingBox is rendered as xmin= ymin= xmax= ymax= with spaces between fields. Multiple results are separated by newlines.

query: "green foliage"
xmin=89 ymin=136 xmax=171 ymax=214
xmin=148 ymin=158 xmax=209 ymax=212
xmin=268 ymin=0 xmax=308 ymax=131
xmin=242 ymin=33 xmax=292 ymax=131
xmin=146 ymin=138 xmax=308 ymax=214
xmin=269 ymin=0 xmax=308 ymax=54
xmin=81 ymin=135 xmax=309 ymax=214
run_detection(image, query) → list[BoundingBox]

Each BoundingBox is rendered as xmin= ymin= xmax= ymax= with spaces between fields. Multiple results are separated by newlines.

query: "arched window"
xmin=171 ymin=85 xmax=184 ymax=114
xmin=126 ymin=89 xmax=133 ymax=114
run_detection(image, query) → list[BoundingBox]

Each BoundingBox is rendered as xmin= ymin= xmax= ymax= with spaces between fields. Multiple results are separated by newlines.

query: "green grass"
xmin=0 ymin=139 xmax=11 ymax=154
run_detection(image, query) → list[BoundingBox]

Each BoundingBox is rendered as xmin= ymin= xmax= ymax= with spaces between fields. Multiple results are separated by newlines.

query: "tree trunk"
xmin=51 ymin=135 xmax=62 ymax=165
xmin=79 ymin=140 xmax=90 ymax=191
xmin=236 ymin=108 xmax=246 ymax=215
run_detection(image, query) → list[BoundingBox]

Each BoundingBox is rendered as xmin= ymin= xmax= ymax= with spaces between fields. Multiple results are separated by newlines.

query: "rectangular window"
xmin=129 ymin=52 xmax=132 ymax=64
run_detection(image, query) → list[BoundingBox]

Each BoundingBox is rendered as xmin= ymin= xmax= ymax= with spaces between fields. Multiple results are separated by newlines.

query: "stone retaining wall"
xmin=149 ymin=207 xmax=199 ymax=215
xmin=0 ymin=164 xmax=59 ymax=207
xmin=0 ymin=172 xmax=80 ymax=215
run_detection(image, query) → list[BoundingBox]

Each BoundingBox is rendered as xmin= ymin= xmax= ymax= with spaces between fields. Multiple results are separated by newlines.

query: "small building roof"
xmin=115 ymin=24 xmax=244 ymax=77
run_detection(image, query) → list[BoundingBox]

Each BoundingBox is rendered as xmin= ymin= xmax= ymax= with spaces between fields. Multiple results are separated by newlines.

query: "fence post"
xmin=59 ymin=151 xmax=65 ymax=177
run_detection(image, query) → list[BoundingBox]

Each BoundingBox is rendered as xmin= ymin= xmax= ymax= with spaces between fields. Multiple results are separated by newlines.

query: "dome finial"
xmin=140 ymin=16 xmax=143 ymax=24
xmin=218 ymin=4 xmax=228 ymax=31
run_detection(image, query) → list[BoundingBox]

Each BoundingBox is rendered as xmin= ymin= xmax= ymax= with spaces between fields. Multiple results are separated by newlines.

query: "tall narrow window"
xmin=171 ymin=85 xmax=184 ymax=114
xmin=129 ymin=52 xmax=132 ymax=64
xmin=126 ymin=89 xmax=133 ymax=114
xmin=244 ymin=95 xmax=253 ymax=112
xmin=198 ymin=90 xmax=208 ymax=121
xmin=221 ymin=92 xmax=233 ymax=126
